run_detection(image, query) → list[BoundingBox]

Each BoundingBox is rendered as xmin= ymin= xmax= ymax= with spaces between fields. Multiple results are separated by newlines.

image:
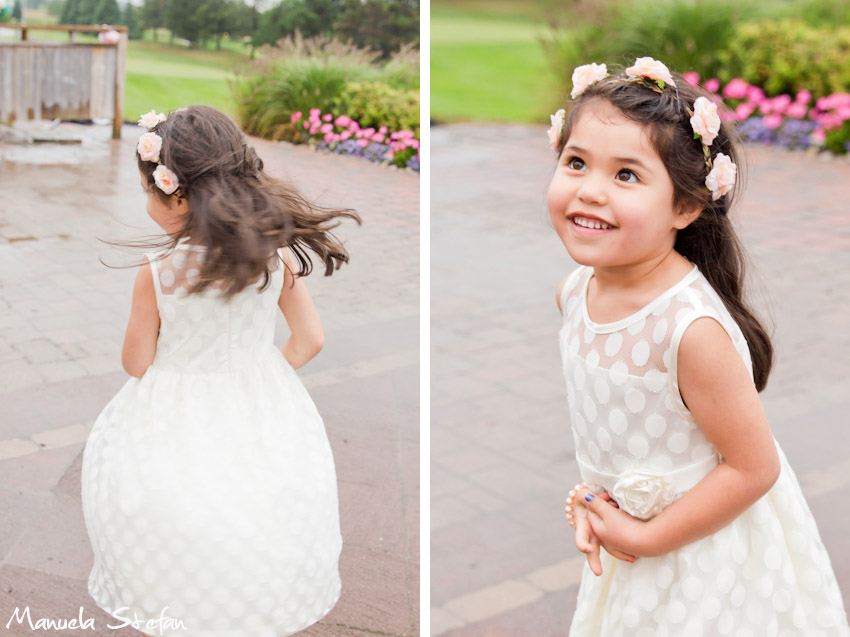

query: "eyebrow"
xmin=565 ymin=145 xmax=653 ymax=172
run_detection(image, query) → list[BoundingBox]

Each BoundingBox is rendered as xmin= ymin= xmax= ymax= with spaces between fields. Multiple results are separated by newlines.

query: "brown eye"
xmin=567 ymin=157 xmax=585 ymax=170
xmin=616 ymin=169 xmax=638 ymax=183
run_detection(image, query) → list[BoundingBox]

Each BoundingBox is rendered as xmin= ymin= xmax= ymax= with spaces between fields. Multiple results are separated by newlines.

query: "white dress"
xmin=559 ymin=264 xmax=849 ymax=636
xmin=81 ymin=240 xmax=342 ymax=637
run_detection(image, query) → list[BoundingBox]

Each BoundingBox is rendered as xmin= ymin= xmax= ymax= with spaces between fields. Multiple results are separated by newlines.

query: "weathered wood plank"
xmin=0 ymin=34 xmax=125 ymax=135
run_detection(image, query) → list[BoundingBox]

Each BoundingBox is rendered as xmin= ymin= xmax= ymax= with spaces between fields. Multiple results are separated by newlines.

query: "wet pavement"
xmin=431 ymin=123 xmax=850 ymax=635
xmin=0 ymin=123 xmax=419 ymax=635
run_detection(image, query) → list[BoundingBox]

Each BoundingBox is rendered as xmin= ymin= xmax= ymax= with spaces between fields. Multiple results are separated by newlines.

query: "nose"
xmin=576 ymin=173 xmax=608 ymax=206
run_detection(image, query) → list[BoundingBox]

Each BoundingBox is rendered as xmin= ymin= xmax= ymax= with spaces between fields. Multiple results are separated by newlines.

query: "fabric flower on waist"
xmin=136 ymin=109 xmax=181 ymax=196
xmin=611 ymin=470 xmax=677 ymax=520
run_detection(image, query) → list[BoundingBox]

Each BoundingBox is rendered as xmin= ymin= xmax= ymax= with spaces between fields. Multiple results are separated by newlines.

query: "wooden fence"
xmin=0 ymin=25 xmax=127 ymax=138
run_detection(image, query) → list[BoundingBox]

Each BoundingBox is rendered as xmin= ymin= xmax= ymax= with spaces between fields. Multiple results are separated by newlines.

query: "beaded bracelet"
xmin=565 ymin=481 xmax=588 ymax=528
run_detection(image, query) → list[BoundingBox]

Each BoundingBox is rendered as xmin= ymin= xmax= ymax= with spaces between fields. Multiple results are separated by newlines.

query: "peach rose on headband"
xmin=571 ymin=63 xmax=608 ymax=99
xmin=153 ymin=164 xmax=180 ymax=195
xmin=690 ymin=96 xmax=721 ymax=146
xmin=705 ymin=153 xmax=736 ymax=200
xmin=547 ymin=108 xmax=565 ymax=150
xmin=138 ymin=110 xmax=166 ymax=129
xmin=136 ymin=132 xmax=162 ymax=162
xmin=626 ymin=57 xmax=674 ymax=87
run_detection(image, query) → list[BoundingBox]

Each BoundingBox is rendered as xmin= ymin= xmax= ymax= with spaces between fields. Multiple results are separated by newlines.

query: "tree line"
xmin=56 ymin=0 xmax=419 ymax=57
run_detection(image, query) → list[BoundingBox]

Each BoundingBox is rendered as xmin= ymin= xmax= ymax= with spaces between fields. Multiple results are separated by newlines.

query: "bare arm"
xmin=582 ymin=317 xmax=780 ymax=557
xmin=121 ymin=257 xmax=160 ymax=378
xmin=556 ymin=274 xmax=570 ymax=315
xmin=278 ymin=250 xmax=324 ymax=369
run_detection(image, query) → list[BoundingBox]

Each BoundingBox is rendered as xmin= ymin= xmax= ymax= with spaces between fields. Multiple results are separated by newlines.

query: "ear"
xmin=173 ymin=193 xmax=190 ymax=216
xmin=673 ymin=202 xmax=702 ymax=230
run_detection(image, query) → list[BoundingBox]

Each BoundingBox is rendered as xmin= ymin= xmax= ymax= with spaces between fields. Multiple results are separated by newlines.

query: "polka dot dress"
xmin=81 ymin=241 xmax=342 ymax=636
xmin=559 ymin=265 xmax=849 ymax=636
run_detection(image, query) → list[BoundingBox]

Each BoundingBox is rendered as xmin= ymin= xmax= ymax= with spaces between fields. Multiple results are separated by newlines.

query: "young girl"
xmin=550 ymin=58 xmax=849 ymax=634
xmin=80 ymin=105 xmax=360 ymax=636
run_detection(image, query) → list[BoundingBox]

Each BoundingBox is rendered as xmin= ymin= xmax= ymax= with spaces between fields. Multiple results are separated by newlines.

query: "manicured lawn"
xmin=431 ymin=3 xmax=561 ymax=123
xmin=123 ymin=40 xmax=249 ymax=119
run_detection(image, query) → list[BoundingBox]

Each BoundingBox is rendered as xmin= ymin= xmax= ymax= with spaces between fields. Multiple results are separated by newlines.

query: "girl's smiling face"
xmin=548 ymin=99 xmax=699 ymax=270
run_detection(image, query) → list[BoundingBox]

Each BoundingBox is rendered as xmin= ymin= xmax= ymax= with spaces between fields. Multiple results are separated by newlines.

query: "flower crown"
xmin=136 ymin=109 xmax=181 ymax=196
xmin=547 ymin=57 xmax=736 ymax=201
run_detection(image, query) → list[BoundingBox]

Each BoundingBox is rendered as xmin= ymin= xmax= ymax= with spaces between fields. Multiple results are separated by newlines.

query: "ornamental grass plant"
xmin=232 ymin=32 xmax=419 ymax=143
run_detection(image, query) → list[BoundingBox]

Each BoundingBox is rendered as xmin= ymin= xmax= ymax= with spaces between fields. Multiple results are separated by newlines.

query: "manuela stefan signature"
xmin=5 ymin=606 xmax=186 ymax=633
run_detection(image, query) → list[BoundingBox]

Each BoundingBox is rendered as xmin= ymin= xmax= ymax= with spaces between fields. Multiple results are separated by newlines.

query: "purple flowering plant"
xmin=682 ymin=72 xmax=850 ymax=155
xmin=290 ymin=109 xmax=420 ymax=172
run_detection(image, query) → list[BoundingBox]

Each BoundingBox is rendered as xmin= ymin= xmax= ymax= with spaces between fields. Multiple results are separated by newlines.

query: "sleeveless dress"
xmin=558 ymin=264 xmax=849 ymax=636
xmin=80 ymin=240 xmax=342 ymax=637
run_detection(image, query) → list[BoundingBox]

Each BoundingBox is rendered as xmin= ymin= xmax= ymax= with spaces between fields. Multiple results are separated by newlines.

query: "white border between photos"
xmin=420 ymin=1 xmax=431 ymax=635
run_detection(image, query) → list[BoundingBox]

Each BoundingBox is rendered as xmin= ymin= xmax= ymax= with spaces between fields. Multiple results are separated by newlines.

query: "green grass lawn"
xmin=123 ymin=40 xmax=250 ymax=119
xmin=431 ymin=3 xmax=561 ymax=123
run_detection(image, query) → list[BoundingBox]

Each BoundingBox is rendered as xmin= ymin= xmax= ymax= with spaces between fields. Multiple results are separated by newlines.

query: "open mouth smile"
xmin=569 ymin=214 xmax=616 ymax=231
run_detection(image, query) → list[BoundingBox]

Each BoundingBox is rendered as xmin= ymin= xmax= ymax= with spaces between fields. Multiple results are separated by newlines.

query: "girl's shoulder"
xmin=557 ymin=265 xmax=591 ymax=316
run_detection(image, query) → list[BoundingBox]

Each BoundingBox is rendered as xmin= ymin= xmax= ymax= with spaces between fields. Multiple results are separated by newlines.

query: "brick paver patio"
xmin=0 ymin=123 xmax=419 ymax=636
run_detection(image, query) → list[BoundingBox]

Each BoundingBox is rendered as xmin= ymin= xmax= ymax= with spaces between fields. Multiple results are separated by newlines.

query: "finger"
xmin=586 ymin=535 xmax=602 ymax=576
xmin=603 ymin=544 xmax=636 ymax=563
xmin=575 ymin=520 xmax=594 ymax=554
xmin=580 ymin=490 xmax=611 ymax=519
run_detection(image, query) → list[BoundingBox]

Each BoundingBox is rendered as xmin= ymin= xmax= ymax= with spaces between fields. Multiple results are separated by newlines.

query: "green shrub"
xmin=543 ymin=0 xmax=762 ymax=103
xmin=233 ymin=32 xmax=419 ymax=141
xmin=331 ymin=81 xmax=419 ymax=136
xmin=718 ymin=20 xmax=850 ymax=98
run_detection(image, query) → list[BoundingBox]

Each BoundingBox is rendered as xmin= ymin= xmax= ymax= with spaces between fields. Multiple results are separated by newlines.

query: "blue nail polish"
xmin=585 ymin=494 xmax=594 ymax=502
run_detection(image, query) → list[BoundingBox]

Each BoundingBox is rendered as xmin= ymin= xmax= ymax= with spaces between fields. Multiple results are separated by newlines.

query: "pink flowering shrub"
xmin=290 ymin=109 xmax=420 ymax=171
xmin=686 ymin=73 xmax=850 ymax=155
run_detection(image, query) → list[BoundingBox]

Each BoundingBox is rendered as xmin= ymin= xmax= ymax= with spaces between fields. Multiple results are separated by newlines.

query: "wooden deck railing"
xmin=0 ymin=24 xmax=127 ymax=138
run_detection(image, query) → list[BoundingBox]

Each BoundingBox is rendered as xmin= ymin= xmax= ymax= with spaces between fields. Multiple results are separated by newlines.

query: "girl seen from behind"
xmin=550 ymin=58 xmax=849 ymax=634
xmin=81 ymin=105 xmax=361 ymax=636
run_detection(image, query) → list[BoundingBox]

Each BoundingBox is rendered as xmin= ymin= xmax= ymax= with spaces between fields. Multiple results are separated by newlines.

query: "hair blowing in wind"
xmin=133 ymin=105 xmax=362 ymax=299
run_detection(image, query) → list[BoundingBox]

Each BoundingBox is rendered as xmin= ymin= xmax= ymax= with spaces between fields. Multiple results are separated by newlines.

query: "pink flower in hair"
xmin=138 ymin=110 xmax=166 ymax=130
xmin=153 ymin=165 xmax=179 ymax=195
xmin=705 ymin=153 xmax=736 ymax=200
xmin=571 ymin=63 xmax=608 ymax=99
xmin=690 ymin=97 xmax=721 ymax=146
xmin=136 ymin=132 xmax=162 ymax=162
xmin=547 ymin=108 xmax=565 ymax=151
xmin=625 ymin=57 xmax=674 ymax=87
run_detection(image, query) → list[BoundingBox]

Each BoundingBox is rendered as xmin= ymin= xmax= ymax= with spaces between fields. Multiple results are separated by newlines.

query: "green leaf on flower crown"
xmin=657 ymin=80 xmax=666 ymax=90
xmin=694 ymin=132 xmax=701 ymax=140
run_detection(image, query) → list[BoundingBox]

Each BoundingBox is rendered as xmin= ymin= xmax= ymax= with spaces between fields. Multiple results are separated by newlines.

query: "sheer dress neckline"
xmin=581 ymin=264 xmax=699 ymax=334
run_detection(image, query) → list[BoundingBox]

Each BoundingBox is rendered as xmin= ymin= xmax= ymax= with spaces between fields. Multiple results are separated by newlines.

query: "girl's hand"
xmin=573 ymin=491 xmax=636 ymax=575
xmin=579 ymin=488 xmax=654 ymax=558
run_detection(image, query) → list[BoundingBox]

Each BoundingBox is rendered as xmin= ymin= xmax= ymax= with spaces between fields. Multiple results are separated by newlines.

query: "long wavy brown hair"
xmin=554 ymin=69 xmax=774 ymax=391
xmin=132 ymin=105 xmax=361 ymax=298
